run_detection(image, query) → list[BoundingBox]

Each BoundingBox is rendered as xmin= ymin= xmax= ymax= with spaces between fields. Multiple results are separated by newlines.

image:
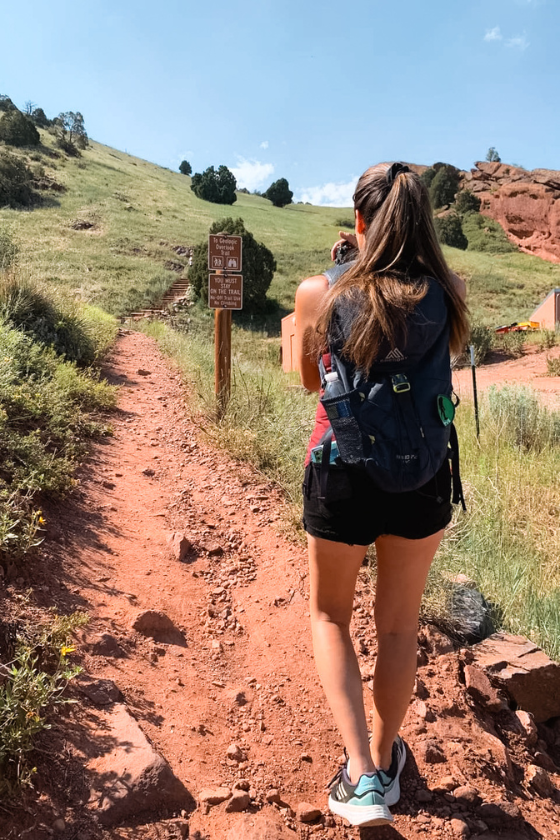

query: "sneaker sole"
xmin=328 ymin=796 xmax=393 ymax=827
xmin=384 ymin=738 xmax=407 ymax=807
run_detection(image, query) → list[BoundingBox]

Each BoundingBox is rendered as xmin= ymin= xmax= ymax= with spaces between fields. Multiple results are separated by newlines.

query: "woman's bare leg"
xmin=308 ymin=535 xmax=372 ymax=783
xmin=370 ymin=531 xmax=444 ymax=770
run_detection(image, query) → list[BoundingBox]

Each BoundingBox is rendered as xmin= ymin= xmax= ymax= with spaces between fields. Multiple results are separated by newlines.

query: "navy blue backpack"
xmin=318 ymin=264 xmax=465 ymax=508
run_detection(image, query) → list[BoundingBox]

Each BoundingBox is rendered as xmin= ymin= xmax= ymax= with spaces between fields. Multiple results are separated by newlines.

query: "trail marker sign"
xmin=208 ymin=234 xmax=242 ymax=272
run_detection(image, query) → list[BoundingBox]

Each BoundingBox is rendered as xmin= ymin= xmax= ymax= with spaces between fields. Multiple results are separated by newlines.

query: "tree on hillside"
xmin=420 ymin=167 xmax=436 ymax=189
xmin=429 ymin=164 xmax=460 ymax=209
xmin=455 ymin=189 xmax=481 ymax=216
xmin=264 ymin=177 xmax=293 ymax=208
xmin=54 ymin=111 xmax=88 ymax=154
xmin=0 ymin=151 xmax=35 ymax=208
xmin=30 ymin=107 xmax=50 ymax=128
xmin=486 ymin=147 xmax=501 ymax=163
xmin=190 ymin=217 xmax=276 ymax=315
xmin=434 ymin=213 xmax=467 ymax=250
xmin=190 ymin=165 xmax=237 ymax=205
xmin=179 ymin=160 xmax=192 ymax=176
xmin=0 ymin=109 xmax=40 ymax=147
xmin=0 ymin=95 xmax=16 ymax=113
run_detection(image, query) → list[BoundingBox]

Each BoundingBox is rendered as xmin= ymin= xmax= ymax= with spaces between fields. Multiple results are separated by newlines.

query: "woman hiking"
xmin=294 ymin=162 xmax=468 ymax=828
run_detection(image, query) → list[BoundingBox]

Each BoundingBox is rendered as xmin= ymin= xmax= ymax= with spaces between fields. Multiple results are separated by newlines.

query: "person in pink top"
xmin=294 ymin=163 xmax=468 ymax=828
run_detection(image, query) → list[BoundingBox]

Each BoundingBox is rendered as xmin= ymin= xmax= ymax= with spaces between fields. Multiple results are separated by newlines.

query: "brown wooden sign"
xmin=208 ymin=234 xmax=242 ymax=272
xmin=208 ymin=273 xmax=243 ymax=310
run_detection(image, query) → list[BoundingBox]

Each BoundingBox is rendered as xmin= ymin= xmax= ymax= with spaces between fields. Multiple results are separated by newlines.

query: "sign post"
xmin=208 ymin=235 xmax=243 ymax=418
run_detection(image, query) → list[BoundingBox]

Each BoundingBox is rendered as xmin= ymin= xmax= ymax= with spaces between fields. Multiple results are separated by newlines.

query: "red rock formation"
xmin=464 ymin=162 xmax=560 ymax=263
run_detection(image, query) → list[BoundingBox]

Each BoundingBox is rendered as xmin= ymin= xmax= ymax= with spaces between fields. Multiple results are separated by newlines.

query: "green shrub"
xmin=0 ymin=151 xmax=35 ymax=208
xmin=179 ymin=160 xmax=192 ymax=175
xmin=434 ymin=214 xmax=467 ymax=250
xmin=0 ymin=320 xmax=116 ymax=570
xmin=0 ymin=228 xmax=18 ymax=270
xmin=264 ymin=178 xmax=293 ymax=208
xmin=486 ymin=384 xmax=560 ymax=451
xmin=420 ymin=167 xmax=436 ymax=189
xmin=0 ymin=276 xmax=96 ymax=365
xmin=468 ymin=322 xmax=493 ymax=365
xmin=429 ymin=165 xmax=460 ymax=208
xmin=495 ymin=331 xmax=525 ymax=358
xmin=190 ymin=217 xmax=276 ymax=316
xmin=0 ymin=611 xmax=86 ymax=793
xmin=546 ymin=357 xmax=560 ymax=376
xmin=462 ymin=212 xmax=515 ymax=254
xmin=455 ymin=190 xmax=481 ymax=215
xmin=0 ymin=110 xmax=40 ymax=147
xmin=191 ymin=165 xmax=237 ymax=205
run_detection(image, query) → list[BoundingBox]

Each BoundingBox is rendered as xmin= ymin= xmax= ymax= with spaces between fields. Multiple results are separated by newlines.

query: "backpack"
xmin=317 ymin=264 xmax=465 ymax=507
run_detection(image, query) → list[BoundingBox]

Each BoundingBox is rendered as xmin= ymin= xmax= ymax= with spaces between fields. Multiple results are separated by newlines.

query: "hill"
xmin=1 ymin=129 xmax=560 ymax=325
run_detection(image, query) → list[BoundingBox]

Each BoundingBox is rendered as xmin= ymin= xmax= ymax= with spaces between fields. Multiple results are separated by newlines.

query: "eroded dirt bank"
xmin=3 ymin=331 xmax=559 ymax=840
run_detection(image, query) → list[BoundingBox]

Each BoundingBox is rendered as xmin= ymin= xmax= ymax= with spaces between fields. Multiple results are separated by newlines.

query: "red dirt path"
xmin=2 ymin=332 xmax=559 ymax=840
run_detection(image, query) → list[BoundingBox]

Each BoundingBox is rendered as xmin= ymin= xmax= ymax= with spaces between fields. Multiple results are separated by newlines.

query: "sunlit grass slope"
xmin=0 ymin=131 xmax=345 ymax=316
xmin=1 ymin=129 xmax=560 ymax=322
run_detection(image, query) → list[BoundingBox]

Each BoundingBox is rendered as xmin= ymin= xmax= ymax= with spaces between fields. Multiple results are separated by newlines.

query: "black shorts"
xmin=302 ymin=458 xmax=452 ymax=546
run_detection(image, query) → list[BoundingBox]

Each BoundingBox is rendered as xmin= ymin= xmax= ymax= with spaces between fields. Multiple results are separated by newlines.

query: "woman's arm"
xmin=294 ymin=274 xmax=329 ymax=392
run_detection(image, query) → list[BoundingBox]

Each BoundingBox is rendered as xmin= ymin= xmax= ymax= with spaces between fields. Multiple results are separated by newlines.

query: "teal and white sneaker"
xmin=328 ymin=764 xmax=392 ymax=827
xmin=377 ymin=736 xmax=407 ymax=807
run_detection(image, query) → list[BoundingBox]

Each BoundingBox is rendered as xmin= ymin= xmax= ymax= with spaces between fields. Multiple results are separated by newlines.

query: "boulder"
xmin=87 ymin=703 xmax=190 ymax=826
xmin=225 ymin=814 xmax=296 ymax=839
xmin=470 ymin=633 xmax=560 ymax=722
xmin=167 ymin=532 xmax=192 ymax=562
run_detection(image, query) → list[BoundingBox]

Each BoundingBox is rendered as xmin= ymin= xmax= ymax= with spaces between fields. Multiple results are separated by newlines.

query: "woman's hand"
xmin=330 ymin=230 xmax=358 ymax=262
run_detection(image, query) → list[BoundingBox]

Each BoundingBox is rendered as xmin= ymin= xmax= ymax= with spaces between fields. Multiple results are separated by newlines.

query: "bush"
xmin=0 ymin=95 xmax=16 ymax=113
xmin=0 ymin=228 xmax=18 ymax=270
xmin=468 ymin=323 xmax=493 ymax=365
xmin=434 ymin=213 xmax=467 ymax=249
xmin=0 ymin=611 xmax=86 ymax=792
xmin=420 ymin=167 xmax=436 ymax=189
xmin=0 ymin=151 xmax=35 ymax=208
xmin=191 ymin=165 xmax=237 ymax=205
xmin=179 ymin=160 xmax=192 ymax=175
xmin=0 ymin=275 xmax=97 ymax=365
xmin=462 ymin=212 xmax=515 ymax=254
xmin=546 ymin=357 xmax=560 ymax=376
xmin=0 ymin=110 xmax=40 ymax=147
xmin=455 ymin=190 xmax=481 ymax=215
xmin=486 ymin=147 xmax=501 ymax=163
xmin=495 ymin=331 xmax=525 ymax=359
xmin=30 ymin=107 xmax=50 ymax=128
xmin=486 ymin=385 xmax=560 ymax=451
xmin=190 ymin=217 xmax=276 ymax=316
xmin=429 ymin=165 xmax=460 ymax=208
xmin=264 ymin=177 xmax=293 ymax=208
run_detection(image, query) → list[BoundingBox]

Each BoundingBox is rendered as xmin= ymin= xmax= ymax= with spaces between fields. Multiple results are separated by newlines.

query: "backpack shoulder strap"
xmin=323 ymin=261 xmax=353 ymax=287
xmin=448 ymin=424 xmax=466 ymax=511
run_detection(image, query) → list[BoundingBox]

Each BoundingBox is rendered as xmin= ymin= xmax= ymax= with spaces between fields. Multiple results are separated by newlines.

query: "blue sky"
xmin=1 ymin=0 xmax=557 ymax=205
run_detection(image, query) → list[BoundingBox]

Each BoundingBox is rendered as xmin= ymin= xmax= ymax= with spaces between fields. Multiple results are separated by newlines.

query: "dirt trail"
xmin=4 ymin=332 xmax=559 ymax=840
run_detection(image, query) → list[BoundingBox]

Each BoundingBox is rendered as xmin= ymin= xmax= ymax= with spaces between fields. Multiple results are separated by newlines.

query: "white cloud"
xmin=260 ymin=140 xmax=269 ymax=149
xmin=506 ymin=34 xmax=529 ymax=49
xmin=297 ymin=178 xmax=357 ymax=207
xmin=484 ymin=26 xmax=502 ymax=41
xmin=230 ymin=158 xmax=274 ymax=191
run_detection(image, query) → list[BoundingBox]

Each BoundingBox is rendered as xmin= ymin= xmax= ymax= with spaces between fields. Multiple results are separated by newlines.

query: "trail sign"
xmin=208 ymin=273 xmax=243 ymax=310
xmin=208 ymin=234 xmax=242 ymax=272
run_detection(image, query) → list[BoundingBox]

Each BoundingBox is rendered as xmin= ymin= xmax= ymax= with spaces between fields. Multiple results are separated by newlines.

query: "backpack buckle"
xmin=392 ymin=374 xmax=410 ymax=393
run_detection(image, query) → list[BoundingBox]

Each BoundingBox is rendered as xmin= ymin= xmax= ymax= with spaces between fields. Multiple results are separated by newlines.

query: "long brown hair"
xmin=316 ymin=163 xmax=469 ymax=370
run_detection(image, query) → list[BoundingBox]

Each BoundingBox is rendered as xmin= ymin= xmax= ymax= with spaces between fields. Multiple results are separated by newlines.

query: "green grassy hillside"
xmin=2 ymin=129 xmax=560 ymax=323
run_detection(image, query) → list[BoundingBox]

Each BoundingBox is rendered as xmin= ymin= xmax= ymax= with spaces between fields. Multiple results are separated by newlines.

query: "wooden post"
xmin=215 ymin=306 xmax=232 ymax=419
